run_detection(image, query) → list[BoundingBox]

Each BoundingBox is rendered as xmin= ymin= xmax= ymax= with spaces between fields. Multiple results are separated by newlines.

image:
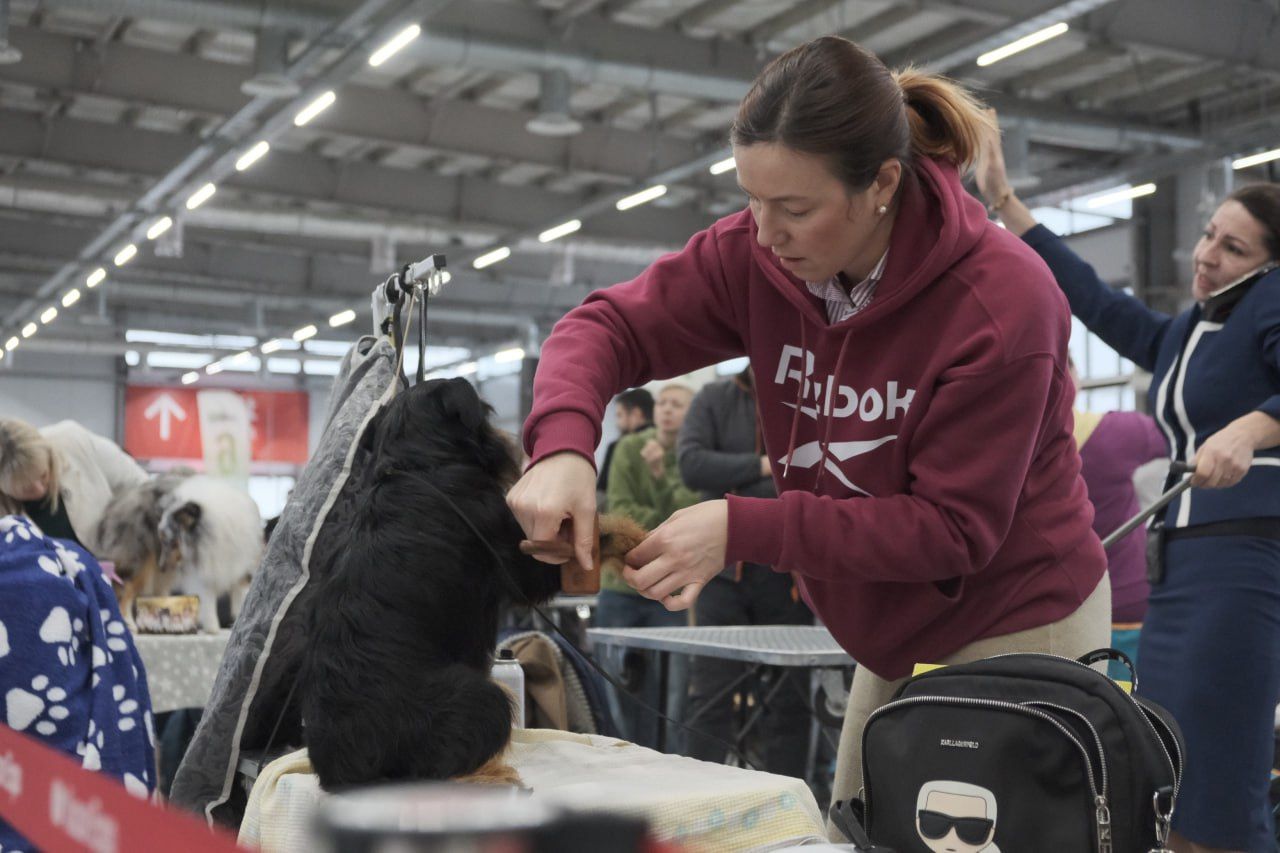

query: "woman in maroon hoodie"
xmin=507 ymin=36 xmax=1109 ymax=833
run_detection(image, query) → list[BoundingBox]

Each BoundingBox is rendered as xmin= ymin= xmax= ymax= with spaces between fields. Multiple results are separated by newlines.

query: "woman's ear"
xmin=875 ymin=158 xmax=902 ymax=208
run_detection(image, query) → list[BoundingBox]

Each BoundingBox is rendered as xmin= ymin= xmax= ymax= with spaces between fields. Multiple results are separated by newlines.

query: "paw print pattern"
xmin=0 ymin=619 xmax=8 ymax=659
xmin=52 ymin=542 xmax=86 ymax=581
xmin=5 ymin=675 xmax=70 ymax=737
xmin=76 ymin=720 xmax=106 ymax=771
xmin=39 ymin=606 xmax=78 ymax=666
xmin=0 ymin=516 xmax=36 ymax=544
xmin=113 ymin=684 xmax=140 ymax=733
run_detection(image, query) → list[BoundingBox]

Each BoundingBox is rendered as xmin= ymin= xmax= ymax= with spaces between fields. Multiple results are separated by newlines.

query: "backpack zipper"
xmin=1024 ymin=700 xmax=1112 ymax=853
xmin=979 ymin=651 xmax=1182 ymax=801
xmin=864 ymin=695 xmax=1106 ymax=851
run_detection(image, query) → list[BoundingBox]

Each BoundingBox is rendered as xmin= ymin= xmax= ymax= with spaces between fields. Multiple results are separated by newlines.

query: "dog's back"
xmin=160 ymin=475 xmax=263 ymax=592
xmin=298 ymin=379 xmax=559 ymax=790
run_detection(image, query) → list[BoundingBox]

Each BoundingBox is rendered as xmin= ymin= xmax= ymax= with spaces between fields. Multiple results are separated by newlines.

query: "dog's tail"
xmin=304 ymin=661 xmax=517 ymax=792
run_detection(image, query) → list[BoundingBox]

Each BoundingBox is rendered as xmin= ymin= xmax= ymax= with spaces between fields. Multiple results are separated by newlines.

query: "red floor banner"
xmin=0 ymin=724 xmax=239 ymax=853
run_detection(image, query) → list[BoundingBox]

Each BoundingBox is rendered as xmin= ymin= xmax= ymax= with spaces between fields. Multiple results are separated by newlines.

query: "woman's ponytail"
xmin=894 ymin=67 xmax=995 ymax=169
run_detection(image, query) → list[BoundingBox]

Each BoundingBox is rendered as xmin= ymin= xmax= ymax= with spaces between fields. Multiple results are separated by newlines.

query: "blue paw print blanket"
xmin=0 ymin=515 xmax=156 ymax=851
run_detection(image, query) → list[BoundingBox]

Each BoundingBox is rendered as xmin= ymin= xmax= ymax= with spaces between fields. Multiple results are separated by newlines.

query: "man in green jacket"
xmin=598 ymin=383 xmax=699 ymax=749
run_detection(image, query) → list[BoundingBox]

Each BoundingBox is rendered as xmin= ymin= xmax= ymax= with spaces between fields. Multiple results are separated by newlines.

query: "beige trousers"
xmin=827 ymin=573 xmax=1112 ymax=841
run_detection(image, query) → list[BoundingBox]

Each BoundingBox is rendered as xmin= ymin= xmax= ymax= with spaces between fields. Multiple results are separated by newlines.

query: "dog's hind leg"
xmin=454 ymin=752 xmax=523 ymax=787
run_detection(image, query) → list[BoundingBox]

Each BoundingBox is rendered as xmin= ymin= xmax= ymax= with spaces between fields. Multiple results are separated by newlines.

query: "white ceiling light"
xmin=205 ymin=362 xmax=224 ymax=375
xmin=294 ymin=91 xmax=336 ymax=126
xmin=369 ymin=24 xmax=421 ymax=67
xmin=61 ymin=289 xmax=80 ymax=308
xmin=261 ymin=339 xmax=284 ymax=354
xmin=21 ymin=322 xmax=36 ymax=338
xmin=616 ymin=185 xmax=667 ymax=211
xmin=113 ymin=244 xmax=138 ymax=266
xmin=709 ymin=157 xmax=736 ymax=175
xmin=493 ymin=347 xmax=525 ymax=363
xmin=1085 ymin=183 xmax=1156 ymax=209
xmin=526 ymin=69 xmax=582 ymax=137
xmin=456 ymin=361 xmax=478 ymax=376
xmin=186 ymin=183 xmax=217 ymax=210
xmin=538 ymin=220 xmax=581 ymax=243
xmin=146 ymin=216 xmax=173 ymax=240
xmin=86 ymin=268 xmax=106 ymax=288
xmin=40 ymin=306 xmax=56 ymax=324
xmin=236 ymin=140 xmax=271 ymax=172
xmin=292 ymin=324 xmax=318 ymax=342
xmin=328 ymin=309 xmax=356 ymax=327
xmin=181 ymin=371 xmax=200 ymax=385
xmin=473 ymin=247 xmax=511 ymax=269
xmin=4 ymin=336 xmax=17 ymax=351
xmin=1233 ymin=147 xmax=1280 ymax=170
xmin=976 ymin=22 xmax=1069 ymax=67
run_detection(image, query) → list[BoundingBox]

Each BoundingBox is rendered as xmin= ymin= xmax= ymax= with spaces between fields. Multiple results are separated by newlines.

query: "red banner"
xmin=0 ymin=724 xmax=239 ymax=853
xmin=124 ymin=386 xmax=309 ymax=463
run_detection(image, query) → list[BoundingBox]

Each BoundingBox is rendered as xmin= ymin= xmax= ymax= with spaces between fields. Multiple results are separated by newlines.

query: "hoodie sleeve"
xmin=523 ymin=227 xmax=746 ymax=467
xmin=1022 ymin=224 xmax=1173 ymax=373
xmin=725 ymin=353 xmax=1074 ymax=585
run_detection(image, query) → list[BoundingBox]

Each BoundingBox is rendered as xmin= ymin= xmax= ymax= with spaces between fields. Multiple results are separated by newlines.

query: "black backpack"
xmin=831 ymin=649 xmax=1182 ymax=853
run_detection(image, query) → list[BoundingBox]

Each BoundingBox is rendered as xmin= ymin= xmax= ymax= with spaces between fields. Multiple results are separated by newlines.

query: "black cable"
xmin=416 ymin=281 xmax=427 ymax=384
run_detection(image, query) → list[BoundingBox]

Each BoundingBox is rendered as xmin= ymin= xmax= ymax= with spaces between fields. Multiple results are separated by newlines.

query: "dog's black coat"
xmin=296 ymin=378 xmax=560 ymax=790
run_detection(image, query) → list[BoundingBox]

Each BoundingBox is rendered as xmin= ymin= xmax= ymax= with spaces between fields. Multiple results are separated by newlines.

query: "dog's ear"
xmin=440 ymin=378 xmax=485 ymax=432
xmin=170 ymin=501 xmax=201 ymax=532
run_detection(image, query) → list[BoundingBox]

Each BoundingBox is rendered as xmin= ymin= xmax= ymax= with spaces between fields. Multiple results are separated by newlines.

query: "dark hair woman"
xmin=979 ymin=112 xmax=1280 ymax=853
xmin=509 ymin=36 xmax=1110 ymax=840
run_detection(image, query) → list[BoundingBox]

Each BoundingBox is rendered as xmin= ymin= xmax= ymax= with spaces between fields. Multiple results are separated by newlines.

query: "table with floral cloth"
xmin=133 ymin=630 xmax=231 ymax=712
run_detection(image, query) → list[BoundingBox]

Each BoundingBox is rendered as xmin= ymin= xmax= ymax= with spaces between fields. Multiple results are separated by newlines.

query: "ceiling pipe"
xmin=0 ymin=0 xmax=22 ymax=65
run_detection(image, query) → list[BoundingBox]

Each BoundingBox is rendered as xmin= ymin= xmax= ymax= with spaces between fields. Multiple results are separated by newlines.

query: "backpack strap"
xmin=829 ymin=798 xmax=898 ymax=852
xmin=1076 ymin=647 xmax=1137 ymax=689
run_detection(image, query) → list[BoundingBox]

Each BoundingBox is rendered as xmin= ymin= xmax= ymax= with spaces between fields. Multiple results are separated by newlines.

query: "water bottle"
xmin=491 ymin=649 xmax=525 ymax=729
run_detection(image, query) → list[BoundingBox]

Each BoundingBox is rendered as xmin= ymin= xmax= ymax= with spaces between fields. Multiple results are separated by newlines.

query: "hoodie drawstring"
xmin=813 ymin=324 xmax=857 ymax=492
xmin=781 ymin=316 xmax=808 ymax=480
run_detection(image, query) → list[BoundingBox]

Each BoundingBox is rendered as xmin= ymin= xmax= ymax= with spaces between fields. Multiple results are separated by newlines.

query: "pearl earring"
xmin=877 ymin=204 xmax=888 ymax=215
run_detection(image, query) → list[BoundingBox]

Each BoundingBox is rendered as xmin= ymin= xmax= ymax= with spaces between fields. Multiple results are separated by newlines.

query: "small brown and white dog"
xmin=97 ymin=474 xmax=263 ymax=632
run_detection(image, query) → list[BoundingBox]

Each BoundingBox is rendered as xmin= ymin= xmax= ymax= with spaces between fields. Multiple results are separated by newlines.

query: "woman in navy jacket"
xmin=979 ymin=113 xmax=1280 ymax=853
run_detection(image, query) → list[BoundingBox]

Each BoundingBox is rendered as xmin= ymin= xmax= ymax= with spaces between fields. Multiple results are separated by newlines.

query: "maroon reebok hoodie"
xmin=523 ymin=157 xmax=1105 ymax=679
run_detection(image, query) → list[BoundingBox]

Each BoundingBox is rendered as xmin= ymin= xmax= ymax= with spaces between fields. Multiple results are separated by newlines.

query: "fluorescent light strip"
xmin=4 ymin=337 xmax=18 ymax=351
xmin=261 ymin=339 xmax=284 ymax=354
xmin=114 ymin=244 xmax=137 ymax=266
xmin=86 ymin=268 xmax=106 ymax=288
xmin=493 ymin=347 xmax=525 ymax=363
xmin=538 ymin=220 xmax=581 ymax=243
xmin=146 ymin=216 xmax=173 ymax=240
xmin=616 ymin=184 xmax=667 ymax=211
xmin=369 ymin=24 xmax=421 ymax=67
xmin=21 ymin=322 xmax=37 ymax=338
xmin=40 ymin=307 xmax=57 ymax=324
xmin=328 ymin=309 xmax=356 ymax=327
xmin=473 ymin=246 xmax=511 ymax=270
xmin=294 ymin=91 xmax=336 ymax=126
xmin=235 ymin=140 xmax=271 ymax=172
xmin=1085 ymin=183 xmax=1157 ymax=209
xmin=182 ymin=371 xmax=199 ymax=385
xmin=1232 ymin=147 xmax=1280 ymax=170
xmin=186 ymin=183 xmax=217 ymax=210
xmin=61 ymin=289 xmax=80 ymax=308
xmin=292 ymin=324 xmax=318 ymax=342
xmin=205 ymin=362 xmax=224 ymax=375
xmin=976 ymin=22 xmax=1069 ymax=67
xmin=709 ymin=157 xmax=736 ymax=175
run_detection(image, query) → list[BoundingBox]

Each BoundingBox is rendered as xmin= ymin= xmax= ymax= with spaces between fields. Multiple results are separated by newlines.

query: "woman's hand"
xmin=622 ymin=500 xmax=728 ymax=611
xmin=973 ymin=108 xmax=1012 ymax=208
xmin=506 ymin=451 xmax=598 ymax=568
xmin=1190 ymin=413 xmax=1280 ymax=489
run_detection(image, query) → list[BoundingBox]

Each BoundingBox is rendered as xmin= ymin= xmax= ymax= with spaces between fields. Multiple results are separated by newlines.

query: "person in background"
xmin=979 ymin=109 xmax=1280 ymax=853
xmin=0 ymin=418 xmax=147 ymax=556
xmin=508 ymin=36 xmax=1110 ymax=844
xmin=597 ymin=383 xmax=700 ymax=749
xmin=1067 ymin=356 xmax=1167 ymax=679
xmin=677 ymin=367 xmax=813 ymax=776
xmin=597 ymin=388 xmax=654 ymax=504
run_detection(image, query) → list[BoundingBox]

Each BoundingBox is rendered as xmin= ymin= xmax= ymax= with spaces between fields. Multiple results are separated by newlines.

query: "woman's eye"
xmin=785 ymin=209 xmax=809 ymax=218
xmin=1228 ymin=245 xmax=1244 ymax=255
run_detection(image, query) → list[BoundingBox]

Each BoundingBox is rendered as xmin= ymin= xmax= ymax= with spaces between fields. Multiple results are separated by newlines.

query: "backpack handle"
xmin=1076 ymin=647 xmax=1137 ymax=691
xmin=829 ymin=798 xmax=898 ymax=852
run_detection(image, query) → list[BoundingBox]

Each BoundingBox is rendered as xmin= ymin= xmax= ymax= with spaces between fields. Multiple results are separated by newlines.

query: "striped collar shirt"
xmin=805 ymin=249 xmax=889 ymax=325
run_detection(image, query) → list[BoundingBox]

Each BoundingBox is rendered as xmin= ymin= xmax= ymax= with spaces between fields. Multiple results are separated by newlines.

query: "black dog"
xmin=296 ymin=378 xmax=561 ymax=790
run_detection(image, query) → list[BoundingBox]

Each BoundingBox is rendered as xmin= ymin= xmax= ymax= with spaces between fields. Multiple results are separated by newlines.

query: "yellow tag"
xmin=1114 ymin=679 xmax=1132 ymax=694
xmin=912 ymin=663 xmax=946 ymax=677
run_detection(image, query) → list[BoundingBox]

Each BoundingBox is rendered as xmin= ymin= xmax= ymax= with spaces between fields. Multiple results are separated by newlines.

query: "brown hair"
xmin=1227 ymin=183 xmax=1280 ymax=260
xmin=731 ymin=36 xmax=994 ymax=192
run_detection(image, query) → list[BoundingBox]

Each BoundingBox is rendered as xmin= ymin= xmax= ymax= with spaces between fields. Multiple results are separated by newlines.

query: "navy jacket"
xmin=1024 ymin=224 xmax=1280 ymax=528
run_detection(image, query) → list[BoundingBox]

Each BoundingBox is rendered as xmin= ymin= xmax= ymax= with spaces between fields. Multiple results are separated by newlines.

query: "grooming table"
xmin=588 ymin=626 xmax=855 ymax=776
xmin=238 ymin=729 xmax=827 ymax=852
xmin=133 ymin=629 xmax=231 ymax=712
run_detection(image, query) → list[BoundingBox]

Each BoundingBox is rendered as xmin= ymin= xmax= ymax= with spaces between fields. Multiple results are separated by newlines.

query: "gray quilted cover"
xmin=169 ymin=336 xmax=398 ymax=823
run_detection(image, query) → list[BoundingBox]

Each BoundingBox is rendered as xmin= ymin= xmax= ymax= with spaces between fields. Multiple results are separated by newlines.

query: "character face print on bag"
xmin=915 ymin=780 xmax=1001 ymax=853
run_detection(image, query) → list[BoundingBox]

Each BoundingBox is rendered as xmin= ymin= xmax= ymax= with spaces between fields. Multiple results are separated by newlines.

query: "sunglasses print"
xmin=917 ymin=809 xmax=995 ymax=844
